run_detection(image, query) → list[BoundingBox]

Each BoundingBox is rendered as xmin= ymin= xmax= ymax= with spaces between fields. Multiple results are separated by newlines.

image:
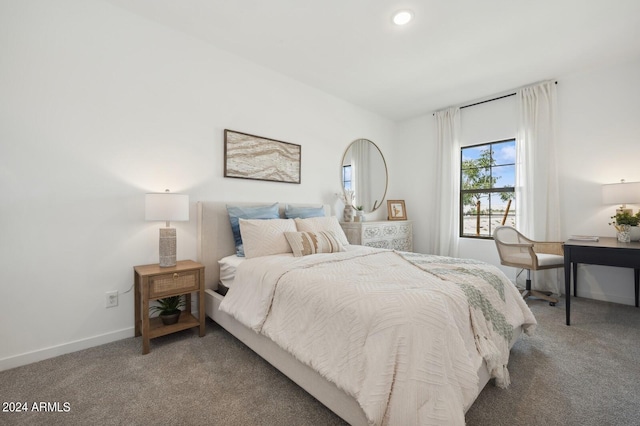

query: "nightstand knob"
xmin=173 ymin=273 xmax=179 ymax=279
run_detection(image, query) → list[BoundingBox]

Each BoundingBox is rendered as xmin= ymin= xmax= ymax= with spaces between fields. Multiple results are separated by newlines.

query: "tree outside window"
xmin=460 ymin=140 xmax=515 ymax=238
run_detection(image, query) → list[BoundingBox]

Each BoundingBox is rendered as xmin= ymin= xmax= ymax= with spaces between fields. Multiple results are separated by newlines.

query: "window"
xmin=342 ymin=165 xmax=352 ymax=191
xmin=460 ymin=139 xmax=515 ymax=238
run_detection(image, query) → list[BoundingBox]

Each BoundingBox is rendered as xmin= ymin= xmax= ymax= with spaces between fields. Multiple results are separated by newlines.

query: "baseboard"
xmin=510 ymin=274 xmax=636 ymax=306
xmin=570 ymin=290 xmax=636 ymax=307
xmin=0 ymin=327 xmax=135 ymax=372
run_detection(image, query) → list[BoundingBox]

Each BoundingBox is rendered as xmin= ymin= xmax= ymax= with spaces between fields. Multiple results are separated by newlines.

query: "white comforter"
xmin=219 ymin=246 xmax=536 ymax=425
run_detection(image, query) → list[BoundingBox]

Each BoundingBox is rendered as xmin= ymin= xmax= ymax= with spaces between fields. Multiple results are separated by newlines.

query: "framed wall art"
xmin=224 ymin=129 xmax=301 ymax=184
xmin=387 ymin=200 xmax=407 ymax=220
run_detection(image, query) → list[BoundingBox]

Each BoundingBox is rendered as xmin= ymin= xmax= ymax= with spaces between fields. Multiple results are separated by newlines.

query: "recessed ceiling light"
xmin=393 ymin=10 xmax=413 ymax=26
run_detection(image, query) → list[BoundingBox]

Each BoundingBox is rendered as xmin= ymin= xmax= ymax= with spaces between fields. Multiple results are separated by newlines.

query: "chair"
xmin=493 ymin=226 xmax=562 ymax=306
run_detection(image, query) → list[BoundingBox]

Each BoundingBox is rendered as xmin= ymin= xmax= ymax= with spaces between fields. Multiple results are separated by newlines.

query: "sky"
xmin=461 ymin=140 xmax=516 ymax=188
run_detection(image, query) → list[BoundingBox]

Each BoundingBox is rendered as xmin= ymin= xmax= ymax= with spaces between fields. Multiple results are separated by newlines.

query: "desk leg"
xmin=572 ymin=263 xmax=578 ymax=297
xmin=564 ymin=257 xmax=571 ymax=326
xmin=635 ymin=269 xmax=639 ymax=308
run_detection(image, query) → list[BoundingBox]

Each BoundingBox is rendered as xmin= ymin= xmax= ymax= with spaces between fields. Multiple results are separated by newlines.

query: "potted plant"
xmin=355 ymin=205 xmax=365 ymax=222
xmin=149 ymin=295 xmax=185 ymax=325
xmin=609 ymin=212 xmax=639 ymax=242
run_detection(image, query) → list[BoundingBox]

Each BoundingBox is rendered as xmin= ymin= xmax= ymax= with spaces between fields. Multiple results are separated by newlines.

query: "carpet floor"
xmin=1 ymin=296 xmax=639 ymax=425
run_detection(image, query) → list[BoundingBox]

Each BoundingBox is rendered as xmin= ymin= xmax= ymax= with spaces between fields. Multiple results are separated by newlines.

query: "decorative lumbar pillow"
xmin=294 ymin=216 xmax=349 ymax=246
xmin=284 ymin=204 xmax=326 ymax=219
xmin=239 ymin=218 xmax=297 ymax=259
xmin=227 ymin=203 xmax=279 ymax=257
xmin=285 ymin=231 xmax=345 ymax=257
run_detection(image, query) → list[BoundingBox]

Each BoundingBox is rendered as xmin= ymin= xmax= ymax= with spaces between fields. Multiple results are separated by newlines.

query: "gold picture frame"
xmin=387 ymin=200 xmax=407 ymax=220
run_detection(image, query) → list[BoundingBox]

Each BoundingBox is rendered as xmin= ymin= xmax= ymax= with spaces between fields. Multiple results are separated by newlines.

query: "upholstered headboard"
xmin=196 ymin=202 xmax=331 ymax=291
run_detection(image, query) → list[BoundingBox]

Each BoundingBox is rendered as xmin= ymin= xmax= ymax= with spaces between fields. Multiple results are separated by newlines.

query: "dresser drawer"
xmin=149 ymin=270 xmax=199 ymax=298
xmin=341 ymin=220 xmax=413 ymax=252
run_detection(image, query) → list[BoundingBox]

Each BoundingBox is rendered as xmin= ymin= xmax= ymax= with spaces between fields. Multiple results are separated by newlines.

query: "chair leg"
xmin=522 ymin=270 xmax=558 ymax=306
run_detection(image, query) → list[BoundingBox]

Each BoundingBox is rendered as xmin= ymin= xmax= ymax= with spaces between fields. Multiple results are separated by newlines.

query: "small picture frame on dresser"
xmin=387 ymin=200 xmax=407 ymax=220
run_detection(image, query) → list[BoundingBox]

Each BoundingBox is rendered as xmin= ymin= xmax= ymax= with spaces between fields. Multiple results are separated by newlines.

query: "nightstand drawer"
xmin=149 ymin=270 xmax=199 ymax=298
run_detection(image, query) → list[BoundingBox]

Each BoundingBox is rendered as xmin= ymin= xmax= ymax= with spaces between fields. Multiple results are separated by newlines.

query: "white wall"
xmin=395 ymin=57 xmax=640 ymax=305
xmin=0 ymin=0 xmax=395 ymax=370
xmin=556 ymin=57 xmax=640 ymax=304
xmin=391 ymin=115 xmax=434 ymax=251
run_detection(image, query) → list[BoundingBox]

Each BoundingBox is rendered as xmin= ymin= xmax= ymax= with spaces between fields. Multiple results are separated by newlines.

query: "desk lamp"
xmin=602 ymin=179 xmax=640 ymax=215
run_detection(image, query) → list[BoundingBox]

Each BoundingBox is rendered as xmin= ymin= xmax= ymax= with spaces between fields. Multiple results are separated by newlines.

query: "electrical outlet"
xmin=105 ymin=290 xmax=118 ymax=308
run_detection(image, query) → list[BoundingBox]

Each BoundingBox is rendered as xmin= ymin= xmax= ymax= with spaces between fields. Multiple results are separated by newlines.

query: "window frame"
xmin=459 ymin=138 xmax=516 ymax=239
xmin=342 ymin=164 xmax=352 ymax=191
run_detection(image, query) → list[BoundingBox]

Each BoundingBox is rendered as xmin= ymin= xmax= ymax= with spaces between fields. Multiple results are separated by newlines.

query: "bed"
xmin=197 ymin=201 xmax=536 ymax=425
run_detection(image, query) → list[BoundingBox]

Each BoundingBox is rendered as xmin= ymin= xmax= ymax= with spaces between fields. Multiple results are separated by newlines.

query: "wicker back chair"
xmin=493 ymin=226 xmax=562 ymax=306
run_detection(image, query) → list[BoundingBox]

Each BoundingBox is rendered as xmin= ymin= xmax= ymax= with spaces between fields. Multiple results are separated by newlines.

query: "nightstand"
xmin=134 ymin=260 xmax=205 ymax=354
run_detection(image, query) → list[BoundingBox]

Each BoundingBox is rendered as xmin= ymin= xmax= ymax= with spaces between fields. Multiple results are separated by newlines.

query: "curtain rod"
xmin=460 ymin=92 xmax=515 ymax=109
xmin=433 ymin=81 xmax=558 ymax=115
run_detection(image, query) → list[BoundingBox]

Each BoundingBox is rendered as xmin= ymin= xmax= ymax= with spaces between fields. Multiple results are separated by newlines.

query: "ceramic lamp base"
xmin=159 ymin=227 xmax=177 ymax=267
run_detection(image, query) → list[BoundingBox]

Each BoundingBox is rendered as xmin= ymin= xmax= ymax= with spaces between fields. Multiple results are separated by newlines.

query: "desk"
xmin=564 ymin=238 xmax=640 ymax=325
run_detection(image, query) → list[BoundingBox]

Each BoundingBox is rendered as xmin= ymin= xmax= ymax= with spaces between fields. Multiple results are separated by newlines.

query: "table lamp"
xmin=602 ymin=179 xmax=640 ymax=215
xmin=145 ymin=189 xmax=189 ymax=267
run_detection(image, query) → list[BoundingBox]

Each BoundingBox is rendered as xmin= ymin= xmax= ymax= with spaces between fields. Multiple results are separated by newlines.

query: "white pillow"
xmin=294 ymin=216 xmax=349 ymax=246
xmin=239 ymin=218 xmax=297 ymax=259
xmin=218 ymin=254 xmax=244 ymax=288
xmin=284 ymin=231 xmax=345 ymax=257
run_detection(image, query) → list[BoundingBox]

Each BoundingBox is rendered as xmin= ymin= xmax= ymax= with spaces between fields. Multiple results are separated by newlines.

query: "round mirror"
xmin=341 ymin=139 xmax=388 ymax=213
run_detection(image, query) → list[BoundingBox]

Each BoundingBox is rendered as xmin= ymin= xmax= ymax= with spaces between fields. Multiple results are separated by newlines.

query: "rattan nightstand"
xmin=134 ymin=260 xmax=205 ymax=354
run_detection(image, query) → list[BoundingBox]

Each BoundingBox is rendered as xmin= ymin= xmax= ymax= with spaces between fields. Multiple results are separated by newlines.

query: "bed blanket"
xmin=219 ymin=247 xmax=536 ymax=425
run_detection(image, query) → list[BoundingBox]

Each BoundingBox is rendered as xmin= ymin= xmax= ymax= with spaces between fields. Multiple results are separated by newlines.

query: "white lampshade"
xmin=145 ymin=190 xmax=189 ymax=267
xmin=145 ymin=192 xmax=189 ymax=223
xmin=602 ymin=181 xmax=640 ymax=205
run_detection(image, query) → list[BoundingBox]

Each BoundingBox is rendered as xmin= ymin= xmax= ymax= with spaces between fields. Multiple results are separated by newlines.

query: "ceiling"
xmin=105 ymin=0 xmax=640 ymax=121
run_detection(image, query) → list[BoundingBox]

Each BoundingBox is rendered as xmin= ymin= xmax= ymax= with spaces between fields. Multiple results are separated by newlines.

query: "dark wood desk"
xmin=564 ymin=237 xmax=640 ymax=325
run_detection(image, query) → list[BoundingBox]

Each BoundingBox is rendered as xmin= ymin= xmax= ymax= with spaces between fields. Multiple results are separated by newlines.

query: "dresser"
xmin=340 ymin=220 xmax=413 ymax=251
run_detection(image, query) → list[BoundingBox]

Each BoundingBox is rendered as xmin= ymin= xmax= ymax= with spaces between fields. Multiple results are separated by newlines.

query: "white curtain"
xmin=432 ymin=107 xmax=461 ymax=257
xmin=515 ymin=81 xmax=562 ymax=294
xmin=352 ymin=139 xmax=371 ymax=211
